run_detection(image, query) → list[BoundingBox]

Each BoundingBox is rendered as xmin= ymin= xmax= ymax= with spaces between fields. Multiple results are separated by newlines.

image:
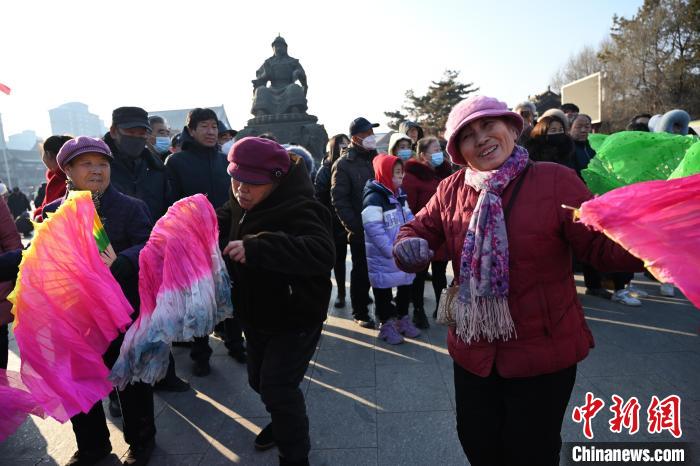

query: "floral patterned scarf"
xmin=457 ymin=146 xmax=529 ymax=344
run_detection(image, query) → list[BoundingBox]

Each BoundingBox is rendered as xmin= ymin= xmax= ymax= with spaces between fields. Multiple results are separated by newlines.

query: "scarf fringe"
xmin=455 ymin=281 xmax=516 ymax=344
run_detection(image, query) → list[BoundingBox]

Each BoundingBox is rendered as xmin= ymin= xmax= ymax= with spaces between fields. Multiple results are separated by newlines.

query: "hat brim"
xmin=351 ymin=122 xmax=380 ymax=135
xmin=446 ymin=110 xmax=523 ymax=165
xmin=117 ymin=121 xmax=152 ymax=132
xmin=228 ymin=164 xmax=273 ymax=185
xmin=59 ymin=149 xmax=113 ymax=171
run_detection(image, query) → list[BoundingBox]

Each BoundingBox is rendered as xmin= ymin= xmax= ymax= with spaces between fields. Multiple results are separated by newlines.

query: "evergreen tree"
xmin=385 ymin=70 xmax=479 ymax=135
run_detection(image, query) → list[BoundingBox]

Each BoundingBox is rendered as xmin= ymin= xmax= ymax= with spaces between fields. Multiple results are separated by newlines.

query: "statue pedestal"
xmin=236 ymin=113 xmax=329 ymax=164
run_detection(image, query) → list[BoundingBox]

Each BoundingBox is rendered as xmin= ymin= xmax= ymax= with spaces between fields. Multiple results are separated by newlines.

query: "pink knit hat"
xmin=56 ymin=136 xmax=113 ymax=171
xmin=227 ymin=137 xmax=291 ymax=185
xmin=445 ymin=96 xmax=524 ymax=165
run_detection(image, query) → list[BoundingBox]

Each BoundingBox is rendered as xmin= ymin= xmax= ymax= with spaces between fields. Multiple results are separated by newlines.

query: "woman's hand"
xmin=100 ymin=244 xmax=118 ymax=268
xmin=393 ymin=237 xmax=433 ymax=272
xmin=223 ymin=240 xmax=247 ymax=264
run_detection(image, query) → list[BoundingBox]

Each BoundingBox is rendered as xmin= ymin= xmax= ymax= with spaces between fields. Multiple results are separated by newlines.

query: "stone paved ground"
xmin=1 ymin=270 xmax=698 ymax=465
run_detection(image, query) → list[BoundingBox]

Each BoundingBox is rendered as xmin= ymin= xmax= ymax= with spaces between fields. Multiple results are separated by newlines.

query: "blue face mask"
xmin=397 ymin=149 xmax=413 ymax=161
xmin=430 ymin=151 xmax=444 ymax=167
xmin=154 ymin=137 xmax=170 ymax=154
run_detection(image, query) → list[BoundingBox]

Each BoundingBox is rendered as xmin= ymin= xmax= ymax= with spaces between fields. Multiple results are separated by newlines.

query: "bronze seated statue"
xmin=252 ymin=36 xmax=308 ymax=117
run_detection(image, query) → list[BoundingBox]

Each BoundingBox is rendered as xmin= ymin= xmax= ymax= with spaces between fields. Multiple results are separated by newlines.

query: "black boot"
xmin=65 ymin=445 xmax=111 ymax=466
xmin=413 ymin=307 xmax=430 ymax=329
xmin=123 ymin=438 xmax=155 ymax=466
xmin=255 ymin=423 xmax=276 ymax=451
xmin=334 ymin=294 xmax=346 ymax=308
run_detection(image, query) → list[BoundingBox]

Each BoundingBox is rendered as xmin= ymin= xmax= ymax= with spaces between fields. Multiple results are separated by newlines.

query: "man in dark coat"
xmin=331 ymin=117 xmax=379 ymax=328
xmin=165 ymin=108 xmax=242 ymax=376
xmin=219 ymin=137 xmax=334 ymax=466
xmin=7 ymin=187 xmax=30 ymax=218
xmin=104 ymin=107 xmax=170 ymax=220
xmin=105 ymin=106 xmax=189 ymax=393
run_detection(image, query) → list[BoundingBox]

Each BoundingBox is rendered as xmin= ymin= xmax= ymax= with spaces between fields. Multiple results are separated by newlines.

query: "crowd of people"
xmin=0 ymin=94 xmax=695 ymax=466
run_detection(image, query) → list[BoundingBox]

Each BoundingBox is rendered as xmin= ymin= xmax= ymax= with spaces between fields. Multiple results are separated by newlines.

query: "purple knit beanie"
xmin=56 ymin=136 xmax=113 ymax=171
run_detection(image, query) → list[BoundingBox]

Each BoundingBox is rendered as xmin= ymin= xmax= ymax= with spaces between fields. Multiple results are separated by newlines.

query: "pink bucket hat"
xmin=445 ymin=95 xmax=524 ymax=165
xmin=56 ymin=136 xmax=113 ymax=171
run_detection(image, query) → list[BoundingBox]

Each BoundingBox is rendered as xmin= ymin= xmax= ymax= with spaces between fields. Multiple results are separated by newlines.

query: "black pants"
xmin=159 ymin=352 xmax=181 ymax=385
xmin=411 ymin=261 xmax=448 ymax=311
xmin=373 ymin=286 xmax=411 ymax=323
xmin=71 ymin=335 xmax=156 ymax=451
xmin=582 ymin=262 xmax=603 ymax=289
xmin=0 ymin=323 xmax=8 ymax=370
xmin=454 ymin=363 xmax=576 ymax=466
xmin=348 ymin=238 xmax=370 ymax=318
xmin=611 ymin=271 xmax=634 ymax=291
xmin=214 ymin=316 xmax=245 ymax=350
xmin=333 ymin=230 xmax=348 ymax=298
xmin=223 ymin=315 xmax=245 ymax=350
xmin=72 ymin=381 xmax=155 ymax=451
xmin=190 ymin=336 xmax=213 ymax=363
xmin=245 ymin=324 xmax=322 ymax=462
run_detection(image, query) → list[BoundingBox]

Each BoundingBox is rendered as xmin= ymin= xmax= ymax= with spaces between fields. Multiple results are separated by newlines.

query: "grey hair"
xmin=572 ymin=113 xmax=592 ymax=124
xmin=148 ymin=115 xmax=167 ymax=126
xmin=514 ymin=101 xmax=536 ymax=115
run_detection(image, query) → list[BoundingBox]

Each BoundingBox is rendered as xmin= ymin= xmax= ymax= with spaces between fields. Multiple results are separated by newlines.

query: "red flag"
xmin=0 ymin=83 xmax=10 ymax=95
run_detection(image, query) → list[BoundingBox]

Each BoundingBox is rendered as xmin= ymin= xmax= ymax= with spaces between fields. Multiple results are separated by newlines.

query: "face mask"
xmin=397 ymin=149 xmax=413 ymax=161
xmin=546 ymin=133 xmax=570 ymax=147
xmin=430 ymin=151 xmax=444 ymax=167
xmin=361 ymin=135 xmax=377 ymax=151
xmin=117 ymin=134 xmax=146 ymax=159
xmin=221 ymin=139 xmax=235 ymax=155
xmin=154 ymin=137 xmax=170 ymax=154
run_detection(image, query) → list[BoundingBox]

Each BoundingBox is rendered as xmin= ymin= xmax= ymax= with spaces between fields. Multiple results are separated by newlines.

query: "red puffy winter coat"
xmin=396 ymin=162 xmax=644 ymax=378
xmin=401 ymin=159 xmax=453 ymax=262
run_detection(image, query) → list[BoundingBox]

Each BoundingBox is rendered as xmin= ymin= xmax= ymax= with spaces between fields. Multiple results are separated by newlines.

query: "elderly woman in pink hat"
xmin=393 ymin=96 xmax=643 ymax=465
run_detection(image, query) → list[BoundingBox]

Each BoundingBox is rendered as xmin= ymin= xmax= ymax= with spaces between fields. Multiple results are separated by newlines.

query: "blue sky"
xmin=0 ymin=0 xmax=642 ymax=139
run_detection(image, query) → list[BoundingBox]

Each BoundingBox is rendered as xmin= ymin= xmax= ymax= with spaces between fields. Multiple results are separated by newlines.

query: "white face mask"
xmin=361 ymin=134 xmax=377 ymax=150
xmin=221 ymin=139 xmax=235 ymax=155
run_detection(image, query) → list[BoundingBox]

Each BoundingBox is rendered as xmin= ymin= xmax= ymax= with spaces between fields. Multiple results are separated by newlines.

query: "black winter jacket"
xmin=572 ymin=140 xmax=596 ymax=177
xmin=525 ymin=135 xmax=576 ymax=170
xmin=104 ymin=133 xmax=169 ymax=220
xmin=330 ymin=144 xmax=377 ymax=242
xmin=165 ymin=128 xmax=230 ymax=209
xmin=314 ymin=157 xmax=345 ymax=238
xmin=217 ymin=156 xmax=334 ymax=333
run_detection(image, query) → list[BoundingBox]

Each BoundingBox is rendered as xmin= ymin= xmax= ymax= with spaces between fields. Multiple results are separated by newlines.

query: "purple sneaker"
xmin=378 ymin=320 xmax=404 ymax=345
xmin=396 ymin=315 xmax=421 ymax=338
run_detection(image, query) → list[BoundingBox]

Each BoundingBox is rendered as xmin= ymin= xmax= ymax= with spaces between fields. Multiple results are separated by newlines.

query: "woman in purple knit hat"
xmin=44 ymin=136 xmax=156 ymax=466
xmin=393 ymin=95 xmax=644 ymax=465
